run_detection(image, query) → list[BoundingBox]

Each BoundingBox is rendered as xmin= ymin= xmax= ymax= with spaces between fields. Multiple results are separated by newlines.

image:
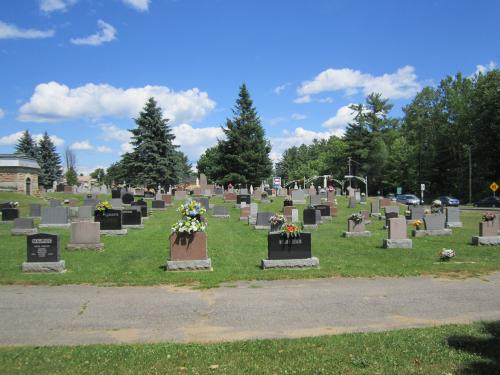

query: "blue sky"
xmin=0 ymin=0 xmax=498 ymax=175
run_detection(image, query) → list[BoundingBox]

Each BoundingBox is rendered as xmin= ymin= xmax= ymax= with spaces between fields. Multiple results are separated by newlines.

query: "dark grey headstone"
xmin=410 ymin=206 xmax=425 ymax=220
xmin=256 ymin=212 xmax=273 ymax=227
xmin=303 ymin=208 xmax=317 ymax=225
xmin=195 ymin=197 xmax=209 ymax=210
xmin=371 ymin=200 xmax=380 ymax=214
xmin=13 ymin=218 xmax=35 ymax=229
xmin=384 ymin=206 xmax=399 ymax=215
xmin=94 ymin=209 xmax=122 ymax=230
xmin=41 ymin=207 xmax=69 ymax=225
xmin=29 ymin=204 xmax=42 ymax=217
xmin=236 ymin=195 xmax=251 ymax=205
xmin=152 ymin=200 xmax=165 ymax=209
xmin=424 ymin=214 xmax=446 ymax=230
xmin=310 ymin=195 xmax=322 ymax=206
xmin=213 ymin=206 xmax=229 ymax=216
xmin=2 ymin=208 xmax=19 ymax=221
xmin=122 ymin=209 xmax=142 ymax=225
xmin=122 ymin=193 xmax=134 ymax=205
xmin=78 ymin=206 xmax=93 ymax=219
xmin=83 ymin=198 xmax=99 ymax=207
xmin=27 ymin=233 xmax=59 ymax=262
xmin=349 ymin=197 xmax=356 ymax=208
xmin=446 ymin=207 xmax=461 ymax=224
xmin=49 ymin=199 xmax=61 ymax=207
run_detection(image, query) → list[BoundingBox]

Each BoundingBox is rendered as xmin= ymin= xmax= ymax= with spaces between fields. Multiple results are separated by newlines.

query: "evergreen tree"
xmin=216 ymin=84 xmax=272 ymax=186
xmin=14 ymin=130 xmax=38 ymax=159
xmin=37 ymin=132 xmax=63 ymax=189
xmin=124 ymin=97 xmax=180 ymax=188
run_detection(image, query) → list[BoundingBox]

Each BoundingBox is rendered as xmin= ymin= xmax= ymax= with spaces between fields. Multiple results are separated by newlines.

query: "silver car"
xmin=396 ymin=194 xmax=420 ymax=205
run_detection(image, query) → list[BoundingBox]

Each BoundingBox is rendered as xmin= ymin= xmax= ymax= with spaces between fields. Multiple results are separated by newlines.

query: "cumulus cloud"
xmin=273 ymin=83 xmax=291 ymax=95
xmin=293 ymin=95 xmax=311 ymax=104
xmin=70 ymin=140 xmax=92 ymax=150
xmin=297 ymin=65 xmax=421 ymax=101
xmin=97 ymin=145 xmax=112 ymax=153
xmin=120 ymin=142 xmax=134 ymax=155
xmin=98 ymin=123 xmax=132 ymax=142
xmin=270 ymin=127 xmax=344 ymax=163
xmin=0 ymin=21 xmax=54 ymax=39
xmin=122 ymin=0 xmax=150 ymax=11
xmin=291 ymin=113 xmax=306 ymax=121
xmin=0 ymin=108 xmax=5 ymax=119
xmin=18 ymin=81 xmax=216 ymax=124
xmin=0 ymin=131 xmax=64 ymax=146
xmin=70 ymin=20 xmax=116 ymax=46
xmin=473 ymin=61 xmax=497 ymax=76
xmin=172 ymin=123 xmax=224 ymax=161
xmin=40 ymin=0 xmax=77 ymax=13
xmin=322 ymin=105 xmax=355 ymax=128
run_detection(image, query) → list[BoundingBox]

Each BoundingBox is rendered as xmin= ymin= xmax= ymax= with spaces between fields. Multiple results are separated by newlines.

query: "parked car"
xmin=396 ymin=194 xmax=420 ymax=205
xmin=385 ymin=193 xmax=396 ymax=201
xmin=438 ymin=196 xmax=460 ymax=206
xmin=474 ymin=196 xmax=500 ymax=208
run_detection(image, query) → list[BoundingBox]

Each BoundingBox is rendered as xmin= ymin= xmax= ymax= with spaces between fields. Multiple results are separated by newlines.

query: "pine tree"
xmin=124 ymin=97 xmax=180 ymax=188
xmin=217 ymin=84 xmax=272 ymax=186
xmin=37 ymin=132 xmax=63 ymax=189
xmin=14 ymin=130 xmax=38 ymax=159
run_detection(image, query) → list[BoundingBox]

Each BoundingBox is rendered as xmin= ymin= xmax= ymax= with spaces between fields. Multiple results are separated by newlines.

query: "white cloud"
xmin=78 ymin=164 xmax=107 ymax=176
xmin=0 ymin=131 xmax=64 ymax=146
xmin=273 ymin=83 xmax=291 ymax=95
xmin=322 ymin=105 xmax=355 ymax=128
xmin=98 ymin=123 xmax=132 ymax=142
xmin=172 ymin=123 xmax=224 ymax=161
xmin=294 ymin=95 xmax=311 ymax=104
xmin=122 ymin=0 xmax=150 ymax=11
xmin=297 ymin=65 xmax=421 ymax=100
xmin=18 ymin=81 xmax=216 ymax=124
xmin=120 ymin=142 xmax=134 ymax=155
xmin=318 ymin=97 xmax=334 ymax=104
xmin=473 ymin=61 xmax=497 ymax=76
xmin=40 ymin=0 xmax=77 ymax=13
xmin=268 ymin=116 xmax=287 ymax=126
xmin=270 ymin=127 xmax=344 ymax=163
xmin=97 ymin=145 xmax=112 ymax=153
xmin=291 ymin=113 xmax=306 ymax=121
xmin=0 ymin=21 xmax=54 ymax=39
xmin=70 ymin=20 xmax=116 ymax=46
xmin=70 ymin=140 xmax=92 ymax=150
xmin=0 ymin=108 xmax=5 ymax=119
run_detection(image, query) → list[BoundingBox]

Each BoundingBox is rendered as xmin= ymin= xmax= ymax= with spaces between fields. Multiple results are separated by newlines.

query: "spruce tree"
xmin=37 ymin=132 xmax=63 ymax=189
xmin=217 ymin=84 xmax=272 ymax=186
xmin=15 ymin=130 xmax=38 ymax=159
xmin=125 ymin=97 xmax=180 ymax=188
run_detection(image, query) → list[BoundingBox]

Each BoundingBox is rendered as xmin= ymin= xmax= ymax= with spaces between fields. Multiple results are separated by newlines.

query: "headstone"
xmin=360 ymin=194 xmax=367 ymax=204
xmin=314 ymin=204 xmax=331 ymax=218
xmin=327 ymin=191 xmax=335 ymax=202
xmin=1 ymin=208 xmax=19 ymax=222
xmin=111 ymin=189 xmax=121 ymax=199
xmin=384 ymin=206 xmax=399 ymax=216
xmin=223 ymin=192 xmax=237 ymax=202
xmin=83 ymin=198 xmax=99 ymax=207
xmin=214 ymin=187 xmax=224 ymax=195
xmin=122 ymin=208 xmax=143 ymax=228
xmin=370 ymin=200 xmax=380 ymax=216
xmin=445 ymin=207 xmax=463 ymax=228
xmin=383 ymin=217 xmax=412 ymax=249
xmin=348 ymin=196 xmax=357 ymax=208
xmin=249 ymin=202 xmax=258 ymax=225
xmin=174 ymin=190 xmax=188 ymax=201
xmin=346 ymin=186 xmax=355 ymax=197
xmin=131 ymin=201 xmax=148 ymax=218
xmin=193 ymin=188 xmax=203 ymax=196
xmin=303 ymin=208 xmax=317 ymax=228
xmin=11 ymin=218 xmax=37 ymax=236
xmin=237 ymin=194 xmax=251 ymax=205
xmin=344 ymin=219 xmax=371 ymax=237
xmin=152 ymin=200 xmax=166 ymax=210
xmin=94 ymin=209 xmax=127 ymax=234
xmin=255 ymin=212 xmax=273 ymax=230
xmin=410 ymin=206 xmax=425 ymax=221
xmin=315 ymin=209 xmax=322 ymax=225
xmin=354 ymin=190 xmax=361 ymax=202
xmin=263 ymin=232 xmax=319 ymax=269
xmin=385 ymin=211 xmax=399 ymax=227
xmin=144 ymin=191 xmax=155 ymax=199
xmin=23 ymin=233 xmax=65 ymax=273
xmin=472 ymin=219 xmax=500 ymax=245
xmin=240 ymin=188 xmax=249 ymax=195
xmin=29 ymin=204 xmax=42 ymax=218
xmin=213 ymin=206 xmax=229 ymax=218
xmin=291 ymin=209 xmax=299 ymax=223
xmin=40 ymin=207 xmax=69 ymax=227
xmin=292 ymin=190 xmax=306 ymax=205
xmin=379 ymin=198 xmax=391 ymax=208
xmin=254 ymin=190 xmax=262 ymax=200
xmin=161 ymin=194 xmax=173 ymax=205
xmin=135 ymin=188 xmax=145 ymax=196
xmin=310 ymin=195 xmax=322 ymax=206
xmin=308 ymin=185 xmax=317 ymax=196
xmin=68 ymin=199 xmax=78 ymax=208
xmin=122 ymin=193 xmax=134 ymax=205
xmin=199 ymin=173 xmax=207 ymax=187
xmin=283 ymin=205 xmax=296 ymax=219
xmin=77 ymin=206 xmax=94 ymax=221
xmin=240 ymin=206 xmax=250 ymax=220
xmin=49 ymin=199 xmax=61 ymax=207
xmin=424 ymin=214 xmax=446 ymax=230
xmin=67 ymin=222 xmax=103 ymax=250
xmin=110 ymin=198 xmax=123 ymax=209
xmin=195 ymin=197 xmax=210 ymax=211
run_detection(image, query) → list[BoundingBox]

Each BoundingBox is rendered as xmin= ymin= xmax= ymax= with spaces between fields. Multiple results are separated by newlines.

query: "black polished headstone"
xmin=2 ymin=208 xmax=19 ymax=221
xmin=122 ymin=209 xmax=142 ymax=225
xmin=122 ymin=193 xmax=134 ymax=204
xmin=152 ymin=200 xmax=165 ymax=209
xmin=237 ymin=194 xmax=251 ymax=205
xmin=314 ymin=204 xmax=330 ymax=217
xmin=94 ymin=209 xmax=122 ymax=230
xmin=303 ymin=208 xmax=317 ymax=225
xmin=27 ymin=233 xmax=59 ymax=262
xmin=267 ymin=232 xmax=312 ymax=260
xmin=144 ymin=191 xmax=155 ymax=199
xmin=111 ymin=189 xmax=121 ymax=199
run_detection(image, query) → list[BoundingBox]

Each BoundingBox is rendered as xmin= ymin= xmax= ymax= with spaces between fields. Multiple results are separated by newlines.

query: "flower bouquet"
xmin=95 ymin=201 xmax=112 ymax=213
xmin=171 ymin=216 xmax=207 ymax=234
xmin=431 ymin=199 xmax=442 ymax=214
xmin=482 ymin=212 xmax=496 ymax=222
xmin=269 ymin=213 xmax=286 ymax=226
xmin=413 ymin=219 xmax=423 ymax=230
xmin=439 ymin=248 xmax=455 ymax=261
xmin=349 ymin=213 xmax=364 ymax=224
xmin=177 ymin=199 xmax=206 ymax=218
xmin=281 ymin=223 xmax=301 ymax=239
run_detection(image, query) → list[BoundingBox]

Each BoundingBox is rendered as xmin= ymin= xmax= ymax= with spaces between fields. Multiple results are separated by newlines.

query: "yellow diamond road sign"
xmin=490 ymin=182 xmax=499 ymax=192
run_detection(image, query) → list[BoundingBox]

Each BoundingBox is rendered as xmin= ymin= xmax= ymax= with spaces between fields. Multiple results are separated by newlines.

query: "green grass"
xmin=0 ymin=321 xmax=498 ymax=374
xmin=0 ymin=192 xmax=499 ymax=287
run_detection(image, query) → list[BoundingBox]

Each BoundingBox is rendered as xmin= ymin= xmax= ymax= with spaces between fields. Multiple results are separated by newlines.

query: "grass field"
xmin=0 ymin=192 xmax=499 ymax=287
xmin=0 ymin=321 xmax=498 ymax=374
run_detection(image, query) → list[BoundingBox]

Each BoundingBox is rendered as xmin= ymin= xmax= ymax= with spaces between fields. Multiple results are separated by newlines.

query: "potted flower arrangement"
xmin=431 ymin=199 xmax=443 ymax=214
xmin=281 ymin=223 xmax=301 ymax=238
xmin=347 ymin=212 xmax=365 ymax=233
xmin=170 ymin=199 xmax=208 ymax=261
xmin=269 ymin=213 xmax=286 ymax=232
xmin=439 ymin=248 xmax=455 ymax=262
xmin=95 ymin=201 xmax=112 ymax=215
xmin=413 ymin=219 xmax=423 ymax=230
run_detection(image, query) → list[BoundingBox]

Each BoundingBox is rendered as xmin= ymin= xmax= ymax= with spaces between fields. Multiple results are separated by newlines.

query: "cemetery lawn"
xmin=1 ymin=192 xmax=500 ymax=288
xmin=0 ymin=321 xmax=498 ymax=374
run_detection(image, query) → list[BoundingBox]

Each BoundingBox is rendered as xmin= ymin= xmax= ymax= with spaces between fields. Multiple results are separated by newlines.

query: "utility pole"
xmin=348 ymin=157 xmax=352 ymax=188
xmin=468 ymin=145 xmax=472 ymax=204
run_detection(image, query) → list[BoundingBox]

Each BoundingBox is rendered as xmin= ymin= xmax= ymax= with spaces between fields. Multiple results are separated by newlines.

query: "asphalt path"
xmin=1 ymin=274 xmax=500 ymax=346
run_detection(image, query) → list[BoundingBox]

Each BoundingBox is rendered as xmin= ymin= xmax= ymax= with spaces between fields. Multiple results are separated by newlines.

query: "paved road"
xmin=1 ymin=274 xmax=500 ymax=346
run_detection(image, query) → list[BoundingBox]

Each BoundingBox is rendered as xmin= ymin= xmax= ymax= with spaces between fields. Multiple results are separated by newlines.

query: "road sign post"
xmin=490 ymin=182 xmax=498 ymax=197
xmin=420 ymin=183 xmax=425 ymax=205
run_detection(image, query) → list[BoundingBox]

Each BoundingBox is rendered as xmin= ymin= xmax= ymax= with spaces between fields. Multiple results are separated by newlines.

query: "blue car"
xmin=438 ymin=196 xmax=460 ymax=206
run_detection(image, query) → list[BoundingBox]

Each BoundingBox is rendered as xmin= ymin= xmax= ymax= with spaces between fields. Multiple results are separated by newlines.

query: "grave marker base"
xmin=343 ymin=231 xmax=371 ymax=238
xmin=412 ymin=229 xmax=452 ymax=237
xmin=383 ymin=239 xmax=413 ymax=249
xmin=303 ymin=224 xmax=318 ymax=230
xmin=22 ymin=261 xmax=65 ymax=273
xmin=150 ymin=208 xmax=166 ymax=211
xmin=39 ymin=223 xmax=71 ymax=228
xmin=66 ymin=243 xmax=104 ymax=250
xmin=11 ymin=228 xmax=37 ymax=236
xmin=100 ymin=229 xmax=128 ymax=235
xmin=446 ymin=222 xmax=463 ymax=228
xmin=166 ymin=258 xmax=212 ymax=271
xmin=213 ymin=214 xmax=230 ymax=218
xmin=261 ymin=257 xmax=319 ymax=269
xmin=370 ymin=213 xmax=382 ymax=218
xmin=122 ymin=224 xmax=144 ymax=229
xmin=254 ymin=225 xmax=271 ymax=230
xmin=471 ymin=236 xmax=500 ymax=246
xmin=239 ymin=216 xmax=249 ymax=221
